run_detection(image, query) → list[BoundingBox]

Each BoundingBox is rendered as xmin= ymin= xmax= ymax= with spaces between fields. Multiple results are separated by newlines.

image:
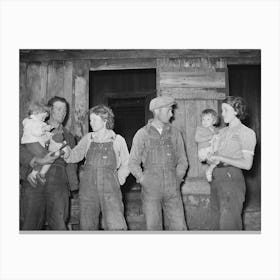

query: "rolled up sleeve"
xmin=65 ymin=133 xmax=90 ymax=163
xmin=240 ymin=128 xmax=257 ymax=155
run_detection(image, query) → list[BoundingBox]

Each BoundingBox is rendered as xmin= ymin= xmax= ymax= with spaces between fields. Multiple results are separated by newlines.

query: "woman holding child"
xmin=64 ymin=105 xmax=130 ymax=230
xmin=207 ymin=96 xmax=256 ymax=230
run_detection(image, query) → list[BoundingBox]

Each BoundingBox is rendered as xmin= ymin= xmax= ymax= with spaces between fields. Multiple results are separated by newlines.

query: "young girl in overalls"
xmin=64 ymin=105 xmax=130 ymax=230
xmin=207 ymin=96 xmax=256 ymax=230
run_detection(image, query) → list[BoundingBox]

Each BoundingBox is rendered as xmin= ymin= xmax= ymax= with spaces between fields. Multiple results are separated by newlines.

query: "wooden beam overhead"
xmin=20 ymin=49 xmax=261 ymax=63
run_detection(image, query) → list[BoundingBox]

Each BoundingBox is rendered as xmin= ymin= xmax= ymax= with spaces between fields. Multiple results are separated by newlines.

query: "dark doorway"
xmin=228 ymin=65 xmax=261 ymax=210
xmin=108 ymin=97 xmax=146 ymax=150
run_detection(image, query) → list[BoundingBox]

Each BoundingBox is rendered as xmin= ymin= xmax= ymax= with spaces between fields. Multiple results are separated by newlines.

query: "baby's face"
xmin=36 ymin=112 xmax=48 ymax=122
xmin=202 ymin=114 xmax=215 ymax=128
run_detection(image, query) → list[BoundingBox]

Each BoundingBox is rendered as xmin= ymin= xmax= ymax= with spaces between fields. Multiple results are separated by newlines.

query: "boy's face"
xmin=90 ymin=113 xmax=106 ymax=132
xmin=202 ymin=114 xmax=215 ymax=128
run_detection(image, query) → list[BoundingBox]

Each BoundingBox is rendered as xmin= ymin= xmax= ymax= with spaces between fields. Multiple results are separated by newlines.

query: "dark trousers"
xmin=210 ymin=166 xmax=246 ymax=230
xmin=21 ymin=165 xmax=69 ymax=230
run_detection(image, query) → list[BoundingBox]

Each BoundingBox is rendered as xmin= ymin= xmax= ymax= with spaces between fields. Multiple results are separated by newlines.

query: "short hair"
xmin=89 ymin=104 xmax=115 ymax=130
xmin=27 ymin=101 xmax=49 ymax=116
xmin=223 ymin=96 xmax=248 ymax=120
xmin=201 ymin=108 xmax=218 ymax=125
xmin=47 ymin=96 xmax=68 ymax=108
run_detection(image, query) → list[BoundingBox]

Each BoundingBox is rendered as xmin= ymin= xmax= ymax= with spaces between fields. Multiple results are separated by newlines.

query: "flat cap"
xmin=149 ymin=96 xmax=176 ymax=111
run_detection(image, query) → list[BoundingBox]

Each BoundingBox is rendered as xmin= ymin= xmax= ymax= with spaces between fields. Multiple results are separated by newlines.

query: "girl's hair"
xmin=89 ymin=104 xmax=115 ymax=129
xmin=223 ymin=96 xmax=248 ymax=120
xmin=201 ymin=108 xmax=218 ymax=125
xmin=27 ymin=101 xmax=50 ymax=116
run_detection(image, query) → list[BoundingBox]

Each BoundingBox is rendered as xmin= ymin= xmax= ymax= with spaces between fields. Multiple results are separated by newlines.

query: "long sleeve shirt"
xmin=128 ymin=121 xmax=188 ymax=182
xmin=65 ymin=130 xmax=130 ymax=185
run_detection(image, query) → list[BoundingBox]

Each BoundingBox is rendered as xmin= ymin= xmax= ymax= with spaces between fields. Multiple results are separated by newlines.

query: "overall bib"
xmin=79 ymin=141 xmax=127 ymax=230
xmin=141 ymin=128 xmax=187 ymax=230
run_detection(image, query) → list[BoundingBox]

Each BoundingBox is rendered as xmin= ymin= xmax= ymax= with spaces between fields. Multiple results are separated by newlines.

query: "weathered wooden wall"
xmin=19 ymin=50 xmax=260 ymax=141
xmin=19 ymin=60 xmax=90 ymax=138
xmin=158 ymin=57 xmax=226 ymax=182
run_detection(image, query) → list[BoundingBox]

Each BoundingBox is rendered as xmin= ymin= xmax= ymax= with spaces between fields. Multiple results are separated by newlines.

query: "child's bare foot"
xmin=206 ymin=170 xmax=212 ymax=182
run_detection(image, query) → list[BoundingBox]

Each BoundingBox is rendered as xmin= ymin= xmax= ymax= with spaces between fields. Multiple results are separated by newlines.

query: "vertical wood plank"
xmin=19 ymin=62 xmax=27 ymax=136
xmin=39 ymin=62 xmax=48 ymax=103
xmin=63 ymin=61 xmax=73 ymax=130
xmin=26 ymin=63 xmax=43 ymax=102
xmin=47 ymin=61 xmax=64 ymax=99
xmin=185 ymin=100 xmax=199 ymax=177
xmin=73 ymin=60 xmax=90 ymax=137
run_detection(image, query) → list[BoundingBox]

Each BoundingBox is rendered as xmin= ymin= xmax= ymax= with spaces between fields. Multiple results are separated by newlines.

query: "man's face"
xmin=50 ymin=101 xmax=67 ymax=124
xmin=156 ymin=106 xmax=173 ymax=124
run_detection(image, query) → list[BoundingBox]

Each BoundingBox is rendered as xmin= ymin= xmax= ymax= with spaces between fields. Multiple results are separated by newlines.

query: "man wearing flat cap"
xmin=129 ymin=96 xmax=188 ymax=230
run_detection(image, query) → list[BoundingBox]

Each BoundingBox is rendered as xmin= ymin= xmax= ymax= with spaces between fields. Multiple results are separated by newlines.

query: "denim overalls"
xmin=141 ymin=126 xmax=187 ymax=230
xmin=79 ymin=140 xmax=127 ymax=230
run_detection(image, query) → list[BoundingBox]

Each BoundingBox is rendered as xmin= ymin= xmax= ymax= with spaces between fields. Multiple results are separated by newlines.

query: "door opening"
xmin=228 ymin=65 xmax=261 ymax=210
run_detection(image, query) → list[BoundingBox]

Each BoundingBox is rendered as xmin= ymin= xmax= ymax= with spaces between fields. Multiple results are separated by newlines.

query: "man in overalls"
xmin=129 ymin=96 xmax=188 ymax=230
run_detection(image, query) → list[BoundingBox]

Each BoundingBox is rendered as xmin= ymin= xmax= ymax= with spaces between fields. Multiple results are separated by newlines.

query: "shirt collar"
xmin=90 ymin=129 xmax=116 ymax=141
xmin=146 ymin=119 xmax=171 ymax=134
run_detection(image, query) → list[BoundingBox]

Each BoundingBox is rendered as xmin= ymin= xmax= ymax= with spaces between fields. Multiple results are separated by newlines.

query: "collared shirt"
xmin=65 ymin=130 xmax=130 ymax=185
xmin=217 ymin=119 xmax=256 ymax=158
xmin=128 ymin=120 xmax=188 ymax=182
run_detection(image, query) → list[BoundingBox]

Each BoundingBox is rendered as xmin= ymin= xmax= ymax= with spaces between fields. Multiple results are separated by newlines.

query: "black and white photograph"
xmin=1 ymin=1 xmax=280 ymax=280
xmin=19 ymin=49 xmax=261 ymax=232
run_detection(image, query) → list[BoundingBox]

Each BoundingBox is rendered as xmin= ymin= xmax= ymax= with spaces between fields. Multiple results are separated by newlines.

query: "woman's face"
xmin=221 ymin=103 xmax=237 ymax=124
xmin=90 ymin=113 xmax=106 ymax=132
